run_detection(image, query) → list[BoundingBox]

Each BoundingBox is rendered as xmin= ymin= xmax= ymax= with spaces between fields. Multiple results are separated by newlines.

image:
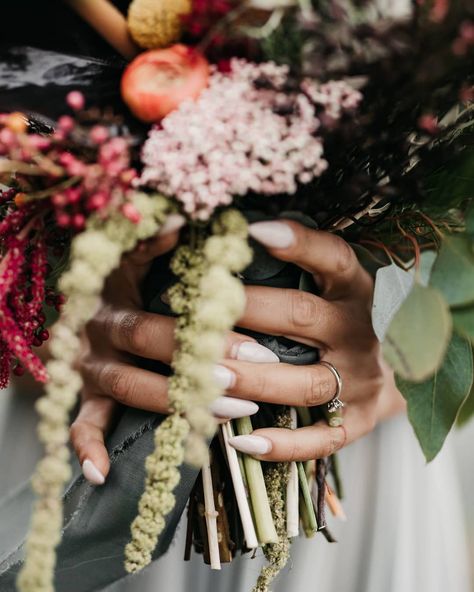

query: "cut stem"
xmin=298 ymin=461 xmax=317 ymax=538
xmin=235 ymin=417 xmax=278 ymax=545
xmin=202 ymin=457 xmax=221 ymax=570
xmin=221 ymin=422 xmax=258 ymax=550
xmin=286 ymin=409 xmax=299 ymax=538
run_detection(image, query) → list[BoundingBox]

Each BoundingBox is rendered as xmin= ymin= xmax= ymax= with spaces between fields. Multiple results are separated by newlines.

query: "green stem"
xmin=235 ymin=417 xmax=278 ymax=545
xmin=297 ymin=462 xmax=317 ymax=538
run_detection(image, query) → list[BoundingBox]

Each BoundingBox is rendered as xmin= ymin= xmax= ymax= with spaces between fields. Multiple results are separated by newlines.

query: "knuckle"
xmin=119 ymin=311 xmax=147 ymax=353
xmin=69 ymin=421 xmax=82 ymax=444
xmin=303 ymin=368 xmax=332 ymax=407
xmin=104 ymin=365 xmax=134 ymax=405
xmin=288 ymin=290 xmax=318 ymax=329
xmin=333 ymin=238 xmax=356 ymax=275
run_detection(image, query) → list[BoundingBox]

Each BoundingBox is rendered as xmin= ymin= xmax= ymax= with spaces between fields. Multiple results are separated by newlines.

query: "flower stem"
xmin=235 ymin=416 xmax=278 ymax=545
xmin=298 ymin=461 xmax=317 ymax=538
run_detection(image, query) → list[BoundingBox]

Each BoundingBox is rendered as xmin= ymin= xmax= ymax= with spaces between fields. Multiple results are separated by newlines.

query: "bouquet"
xmin=0 ymin=1 xmax=473 ymax=591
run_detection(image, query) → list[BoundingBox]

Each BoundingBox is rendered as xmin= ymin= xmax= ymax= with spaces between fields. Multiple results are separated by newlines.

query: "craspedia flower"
xmin=128 ymin=0 xmax=192 ymax=49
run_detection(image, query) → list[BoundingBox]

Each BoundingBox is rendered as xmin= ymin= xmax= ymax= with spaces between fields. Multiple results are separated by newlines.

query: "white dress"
xmin=1 ymin=384 xmax=470 ymax=592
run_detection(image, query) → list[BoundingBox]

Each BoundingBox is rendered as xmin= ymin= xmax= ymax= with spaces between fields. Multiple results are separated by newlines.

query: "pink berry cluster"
xmin=0 ymin=91 xmax=140 ymax=232
xmin=139 ymin=60 xmax=362 ymax=220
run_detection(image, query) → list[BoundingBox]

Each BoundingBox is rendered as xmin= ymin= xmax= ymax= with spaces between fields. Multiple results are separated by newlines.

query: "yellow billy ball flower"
xmin=127 ymin=0 xmax=192 ymax=49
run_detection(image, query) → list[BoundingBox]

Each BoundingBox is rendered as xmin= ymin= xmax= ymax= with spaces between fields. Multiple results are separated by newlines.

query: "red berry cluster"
xmin=183 ymin=0 xmax=235 ymax=43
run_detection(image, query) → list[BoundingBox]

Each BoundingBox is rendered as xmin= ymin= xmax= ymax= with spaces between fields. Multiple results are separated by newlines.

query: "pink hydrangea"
xmin=139 ymin=60 xmax=362 ymax=220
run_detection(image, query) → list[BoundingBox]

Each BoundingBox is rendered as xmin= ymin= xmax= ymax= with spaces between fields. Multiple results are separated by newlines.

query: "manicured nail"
xmin=213 ymin=364 xmax=236 ymax=390
xmin=209 ymin=396 xmax=259 ymax=419
xmin=82 ymin=459 xmax=105 ymax=485
xmin=233 ymin=341 xmax=280 ymax=363
xmin=249 ymin=221 xmax=295 ymax=249
xmin=228 ymin=435 xmax=272 ymax=456
xmin=159 ymin=214 xmax=186 ymax=236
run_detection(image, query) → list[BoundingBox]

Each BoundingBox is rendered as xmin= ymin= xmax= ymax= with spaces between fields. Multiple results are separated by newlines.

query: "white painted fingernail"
xmin=213 ymin=365 xmax=236 ymax=390
xmin=249 ymin=221 xmax=295 ymax=249
xmin=159 ymin=214 xmax=186 ymax=235
xmin=228 ymin=435 xmax=272 ymax=456
xmin=234 ymin=341 xmax=280 ymax=363
xmin=209 ymin=396 xmax=259 ymax=419
xmin=82 ymin=459 xmax=105 ymax=485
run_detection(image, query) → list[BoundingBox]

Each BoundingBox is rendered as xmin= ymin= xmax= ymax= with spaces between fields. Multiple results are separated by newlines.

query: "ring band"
xmin=319 ymin=360 xmax=344 ymax=414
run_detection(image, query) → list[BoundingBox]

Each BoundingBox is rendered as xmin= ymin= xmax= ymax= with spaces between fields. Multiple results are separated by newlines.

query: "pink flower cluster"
xmin=140 ymin=60 xmax=362 ymax=220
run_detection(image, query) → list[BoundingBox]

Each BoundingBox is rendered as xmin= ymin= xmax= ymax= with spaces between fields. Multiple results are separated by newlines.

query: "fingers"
xmin=126 ymin=214 xmax=185 ymax=267
xmin=221 ymin=360 xmax=339 ymax=407
xmin=88 ymin=305 xmax=280 ymax=365
xmin=238 ymin=286 xmax=341 ymax=347
xmin=81 ymin=360 xmax=170 ymax=413
xmin=229 ymin=405 xmax=373 ymax=462
xmin=249 ymin=220 xmax=373 ymax=301
xmin=70 ymin=393 xmax=117 ymax=483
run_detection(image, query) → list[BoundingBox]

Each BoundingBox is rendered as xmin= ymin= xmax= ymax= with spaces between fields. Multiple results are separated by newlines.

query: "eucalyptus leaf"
xmin=452 ymin=306 xmax=474 ymax=343
xmin=457 ymin=378 xmax=474 ymax=428
xmin=430 ymin=235 xmax=474 ymax=306
xmin=397 ymin=333 xmax=473 ymax=461
xmin=372 ymin=263 xmax=414 ymax=342
xmin=383 ymin=283 xmax=452 ymax=382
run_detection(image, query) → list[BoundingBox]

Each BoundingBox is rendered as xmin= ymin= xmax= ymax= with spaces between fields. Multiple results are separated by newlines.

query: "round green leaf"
xmin=383 ymin=283 xmax=452 ymax=382
xmin=397 ymin=334 xmax=474 ymax=461
xmin=453 ymin=306 xmax=474 ymax=343
xmin=430 ymin=235 xmax=474 ymax=306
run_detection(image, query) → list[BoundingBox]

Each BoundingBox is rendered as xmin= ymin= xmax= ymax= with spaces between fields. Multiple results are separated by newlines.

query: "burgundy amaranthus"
xmin=0 ymin=92 xmax=139 ymax=387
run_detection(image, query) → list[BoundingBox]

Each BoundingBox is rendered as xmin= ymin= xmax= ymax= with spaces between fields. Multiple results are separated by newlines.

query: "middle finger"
xmin=238 ymin=286 xmax=344 ymax=348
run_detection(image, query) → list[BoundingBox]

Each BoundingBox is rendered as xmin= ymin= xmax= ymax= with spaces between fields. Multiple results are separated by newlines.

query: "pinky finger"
xmin=70 ymin=393 xmax=117 ymax=485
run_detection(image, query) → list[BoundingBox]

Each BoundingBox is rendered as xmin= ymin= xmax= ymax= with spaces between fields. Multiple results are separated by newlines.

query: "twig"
xmin=313 ymin=458 xmax=327 ymax=530
xmin=64 ymin=0 xmax=139 ymax=59
xmin=325 ymin=483 xmax=347 ymax=521
xmin=202 ymin=457 xmax=221 ymax=570
xmin=221 ymin=422 xmax=259 ymax=550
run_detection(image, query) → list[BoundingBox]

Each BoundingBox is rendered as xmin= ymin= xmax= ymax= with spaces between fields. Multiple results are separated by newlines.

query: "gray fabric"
xmin=0 ymin=408 xmax=199 ymax=592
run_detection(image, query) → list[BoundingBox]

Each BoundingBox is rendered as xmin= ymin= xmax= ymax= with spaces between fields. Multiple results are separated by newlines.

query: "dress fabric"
xmin=0 ymin=386 xmax=470 ymax=592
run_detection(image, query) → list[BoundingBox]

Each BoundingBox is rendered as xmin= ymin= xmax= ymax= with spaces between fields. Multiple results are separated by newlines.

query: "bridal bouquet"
xmin=0 ymin=1 xmax=473 ymax=591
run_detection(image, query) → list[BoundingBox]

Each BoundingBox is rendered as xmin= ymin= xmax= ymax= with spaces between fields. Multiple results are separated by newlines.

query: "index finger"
xmin=249 ymin=220 xmax=373 ymax=301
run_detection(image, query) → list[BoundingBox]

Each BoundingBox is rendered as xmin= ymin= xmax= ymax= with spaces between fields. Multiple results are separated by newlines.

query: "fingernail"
xmin=249 ymin=221 xmax=295 ymax=249
xmin=228 ymin=435 xmax=272 ymax=456
xmin=213 ymin=365 xmax=236 ymax=390
xmin=233 ymin=341 xmax=280 ymax=363
xmin=82 ymin=459 xmax=105 ymax=485
xmin=209 ymin=396 xmax=259 ymax=419
xmin=159 ymin=214 xmax=186 ymax=236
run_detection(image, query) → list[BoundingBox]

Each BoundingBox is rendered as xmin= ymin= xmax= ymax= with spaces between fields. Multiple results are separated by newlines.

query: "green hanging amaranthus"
xmin=125 ymin=209 xmax=252 ymax=573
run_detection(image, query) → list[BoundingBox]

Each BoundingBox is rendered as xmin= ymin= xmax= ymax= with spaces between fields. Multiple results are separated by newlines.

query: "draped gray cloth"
xmin=0 ymin=400 xmax=199 ymax=592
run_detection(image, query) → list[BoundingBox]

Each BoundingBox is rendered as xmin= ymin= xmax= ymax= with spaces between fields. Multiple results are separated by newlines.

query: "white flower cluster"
xmin=140 ymin=60 xmax=361 ymax=220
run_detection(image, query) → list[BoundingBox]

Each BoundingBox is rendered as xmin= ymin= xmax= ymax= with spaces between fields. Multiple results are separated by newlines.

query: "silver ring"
xmin=319 ymin=361 xmax=344 ymax=413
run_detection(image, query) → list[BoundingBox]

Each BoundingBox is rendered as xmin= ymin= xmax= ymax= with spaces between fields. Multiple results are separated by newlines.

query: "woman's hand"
xmin=72 ymin=218 xmax=405 ymax=484
xmin=225 ymin=220 xmax=405 ymax=461
xmin=71 ymin=215 xmax=278 ymax=484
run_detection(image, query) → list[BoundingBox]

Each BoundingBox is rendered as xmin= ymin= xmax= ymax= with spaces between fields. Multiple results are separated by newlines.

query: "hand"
xmin=71 ymin=215 xmax=278 ymax=484
xmin=225 ymin=220 xmax=406 ymax=462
